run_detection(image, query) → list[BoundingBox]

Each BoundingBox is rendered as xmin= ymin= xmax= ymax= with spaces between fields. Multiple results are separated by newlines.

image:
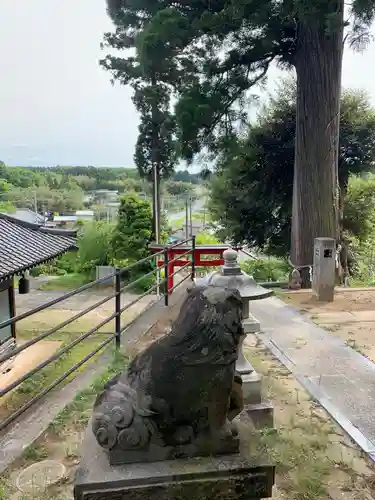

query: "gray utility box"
xmin=95 ymin=266 xmax=116 ymax=286
xmin=312 ymin=237 xmax=335 ymax=302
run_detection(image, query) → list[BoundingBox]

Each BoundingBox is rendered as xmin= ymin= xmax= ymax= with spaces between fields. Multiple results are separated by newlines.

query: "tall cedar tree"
xmin=209 ymin=84 xmax=375 ymax=257
xmin=100 ymin=1 xmax=181 ymax=240
xmin=112 ymin=0 xmax=375 ymax=283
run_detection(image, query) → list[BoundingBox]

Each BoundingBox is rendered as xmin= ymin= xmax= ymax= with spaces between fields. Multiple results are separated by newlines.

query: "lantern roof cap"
xmin=198 ymin=248 xmax=274 ymax=301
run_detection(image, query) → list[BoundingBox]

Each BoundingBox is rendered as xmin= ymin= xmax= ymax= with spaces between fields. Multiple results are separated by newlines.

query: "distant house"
xmin=53 ymin=215 xmax=77 ymax=227
xmin=106 ymin=202 xmax=121 ymax=222
xmin=75 ymin=210 xmax=94 ymax=221
xmin=53 ymin=210 xmax=94 ymax=227
xmin=92 ymin=190 xmax=118 ymax=205
xmin=8 ymin=209 xmax=46 ymax=225
xmin=0 ymin=213 xmax=77 ymax=356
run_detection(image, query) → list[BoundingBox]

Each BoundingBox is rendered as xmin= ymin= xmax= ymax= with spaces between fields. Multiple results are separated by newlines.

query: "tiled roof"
xmin=0 ymin=213 xmax=77 ymax=280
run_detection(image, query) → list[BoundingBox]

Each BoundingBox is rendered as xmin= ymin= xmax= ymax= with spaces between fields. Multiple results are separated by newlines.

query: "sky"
xmin=0 ymin=1 xmax=375 ymax=168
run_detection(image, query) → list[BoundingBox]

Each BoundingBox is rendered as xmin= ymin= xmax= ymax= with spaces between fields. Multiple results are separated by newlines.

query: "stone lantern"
xmin=197 ymin=248 xmax=274 ymax=405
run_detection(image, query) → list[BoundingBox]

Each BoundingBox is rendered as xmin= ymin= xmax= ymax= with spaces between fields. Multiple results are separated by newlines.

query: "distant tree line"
xmin=0 ymin=163 xmax=202 ymax=215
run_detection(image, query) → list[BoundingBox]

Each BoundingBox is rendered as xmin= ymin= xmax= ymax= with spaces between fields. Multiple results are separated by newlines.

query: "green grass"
xmin=169 ymin=212 xmax=208 ymax=229
xmin=50 ymin=349 xmax=128 ymax=436
xmin=345 ymin=277 xmax=375 ymax=288
xmin=39 ymin=273 xmax=91 ymax=291
xmin=21 ymin=445 xmax=49 ymax=462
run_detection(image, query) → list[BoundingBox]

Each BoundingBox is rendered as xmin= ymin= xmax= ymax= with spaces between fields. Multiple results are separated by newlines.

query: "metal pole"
xmin=153 ymin=162 xmax=160 ymax=244
xmin=189 ymin=199 xmax=193 ymax=237
xmin=153 ymin=162 xmax=160 ymax=297
xmin=164 ymin=247 xmax=169 ymax=306
xmin=115 ymin=268 xmax=121 ymax=349
xmin=185 ymin=198 xmax=189 ymax=239
xmin=191 ymin=235 xmax=196 ymax=282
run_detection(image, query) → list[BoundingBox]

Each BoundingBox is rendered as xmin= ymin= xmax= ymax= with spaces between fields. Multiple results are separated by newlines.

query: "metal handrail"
xmin=0 ymin=292 xmax=117 ymax=364
xmin=239 ymin=248 xmax=259 ymax=260
xmin=0 ymin=237 xmax=193 ymax=331
xmin=0 ymin=334 xmax=116 ymax=432
xmin=0 ymin=237 xmax=196 ymax=432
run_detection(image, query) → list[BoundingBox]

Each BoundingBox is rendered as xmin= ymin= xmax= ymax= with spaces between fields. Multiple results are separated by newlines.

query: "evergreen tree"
xmin=100 ymin=1 xmax=180 ymax=240
xmin=127 ymin=0 xmax=375 ymax=282
xmin=209 ymin=84 xmax=375 ymax=258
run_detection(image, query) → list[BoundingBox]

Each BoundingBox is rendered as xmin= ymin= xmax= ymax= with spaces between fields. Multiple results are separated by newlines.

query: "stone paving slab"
xmin=350 ymin=310 xmax=375 ymax=322
xmin=310 ymin=311 xmax=356 ymax=324
xmin=314 ymin=310 xmax=375 ymax=324
xmin=249 ymin=296 xmax=375 ymax=455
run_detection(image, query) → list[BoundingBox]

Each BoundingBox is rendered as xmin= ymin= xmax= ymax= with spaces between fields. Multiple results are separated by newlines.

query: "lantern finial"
xmin=222 ymin=248 xmax=241 ymax=276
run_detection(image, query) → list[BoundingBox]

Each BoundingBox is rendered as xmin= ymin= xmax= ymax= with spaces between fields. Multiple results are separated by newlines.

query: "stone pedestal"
xmin=74 ymin=423 xmax=275 ymax=500
xmin=240 ymin=312 xmax=274 ymax=430
xmin=242 ymin=371 xmax=262 ymax=405
xmin=247 ymin=401 xmax=274 ymax=430
xmin=243 ymin=314 xmax=260 ymax=334
xmin=237 ymin=312 xmax=262 ymax=403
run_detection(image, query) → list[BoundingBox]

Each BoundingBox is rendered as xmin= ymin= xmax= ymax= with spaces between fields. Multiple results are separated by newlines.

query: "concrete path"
xmin=250 ymin=296 xmax=375 ymax=459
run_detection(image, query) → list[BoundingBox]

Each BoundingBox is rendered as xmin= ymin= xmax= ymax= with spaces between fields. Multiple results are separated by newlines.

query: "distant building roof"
xmin=54 ymin=215 xmax=77 ymax=222
xmin=75 ymin=210 xmax=94 ymax=216
xmin=0 ymin=213 xmax=77 ymax=281
xmin=93 ymin=190 xmax=118 ymax=195
xmin=9 ymin=208 xmax=46 ymax=225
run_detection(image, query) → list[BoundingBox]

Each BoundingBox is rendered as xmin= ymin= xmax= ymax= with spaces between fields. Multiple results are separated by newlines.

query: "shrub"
xmin=241 ymin=257 xmax=291 ymax=282
xmin=111 ymin=193 xmax=154 ymax=262
xmin=111 ymin=193 xmax=168 ymax=293
xmin=343 ymin=175 xmax=375 ymax=242
xmin=195 ymin=231 xmax=221 ymax=245
xmin=55 ymin=268 xmax=67 ymax=276
xmin=55 ymin=251 xmax=78 ymax=274
xmin=29 ymin=267 xmax=43 ymax=277
xmin=77 ymin=221 xmax=114 ymax=277
xmin=126 ymin=272 xmax=156 ymax=294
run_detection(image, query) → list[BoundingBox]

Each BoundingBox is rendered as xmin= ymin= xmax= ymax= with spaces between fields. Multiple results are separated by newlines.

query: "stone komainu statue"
xmin=91 ymin=285 xmax=245 ymax=464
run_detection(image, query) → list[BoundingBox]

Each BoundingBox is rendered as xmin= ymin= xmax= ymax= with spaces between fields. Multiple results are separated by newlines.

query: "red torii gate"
xmin=149 ymin=242 xmax=241 ymax=294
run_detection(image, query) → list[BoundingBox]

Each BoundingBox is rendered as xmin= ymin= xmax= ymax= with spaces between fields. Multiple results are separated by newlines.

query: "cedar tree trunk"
xmin=291 ymin=2 xmax=344 ymax=287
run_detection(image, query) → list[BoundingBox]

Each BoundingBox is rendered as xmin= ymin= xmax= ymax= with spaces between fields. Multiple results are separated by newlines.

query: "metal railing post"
xmin=164 ymin=247 xmax=169 ymax=306
xmin=115 ymin=268 xmax=121 ymax=349
xmin=191 ymin=235 xmax=196 ymax=281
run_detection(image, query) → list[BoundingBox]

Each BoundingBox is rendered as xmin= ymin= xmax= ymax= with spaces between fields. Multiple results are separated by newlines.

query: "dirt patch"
xmin=17 ymin=301 xmax=152 ymax=339
xmin=282 ymin=289 xmax=375 ymax=362
xmin=0 ymin=340 xmax=62 ymax=406
xmin=282 ymin=288 xmax=375 ymax=313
